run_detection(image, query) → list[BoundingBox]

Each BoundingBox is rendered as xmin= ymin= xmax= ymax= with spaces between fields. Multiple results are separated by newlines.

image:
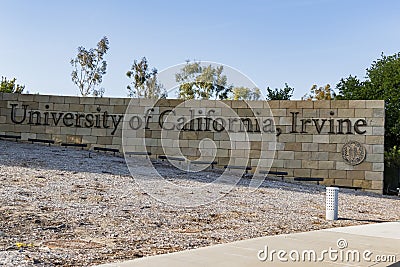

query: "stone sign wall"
xmin=0 ymin=92 xmax=385 ymax=193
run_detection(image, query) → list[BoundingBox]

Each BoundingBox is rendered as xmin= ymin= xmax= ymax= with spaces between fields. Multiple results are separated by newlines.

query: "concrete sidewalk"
xmin=97 ymin=222 xmax=400 ymax=267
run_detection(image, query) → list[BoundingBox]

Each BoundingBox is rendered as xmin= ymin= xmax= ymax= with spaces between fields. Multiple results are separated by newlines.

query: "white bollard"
xmin=326 ymin=187 xmax=339 ymax=220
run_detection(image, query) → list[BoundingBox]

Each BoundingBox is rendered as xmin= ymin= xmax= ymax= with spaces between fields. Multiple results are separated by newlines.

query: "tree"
xmin=335 ymin=75 xmax=366 ymax=99
xmin=70 ymin=36 xmax=109 ymax=96
xmin=232 ymin=87 xmax=261 ymax=100
xmin=336 ymin=52 xmax=400 ymax=149
xmin=303 ymin=84 xmax=336 ymax=100
xmin=126 ymin=57 xmax=166 ymax=99
xmin=265 ymin=83 xmax=294 ymax=100
xmin=0 ymin=76 xmax=24 ymax=93
xmin=175 ymin=61 xmax=231 ymax=100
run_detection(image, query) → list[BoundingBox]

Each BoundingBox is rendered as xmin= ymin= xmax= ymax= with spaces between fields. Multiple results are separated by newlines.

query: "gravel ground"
xmin=0 ymin=140 xmax=399 ymax=266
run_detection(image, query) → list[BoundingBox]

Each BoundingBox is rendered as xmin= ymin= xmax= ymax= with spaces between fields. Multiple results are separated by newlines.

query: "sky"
xmin=1 ymin=0 xmax=400 ymax=99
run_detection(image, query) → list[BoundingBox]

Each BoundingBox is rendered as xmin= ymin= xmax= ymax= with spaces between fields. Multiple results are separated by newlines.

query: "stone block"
xmin=271 ymin=109 xmax=286 ymax=117
xmin=365 ymin=171 xmax=383 ymax=181
xmin=318 ymin=161 xmax=334 ymax=169
xmin=138 ymin=98 xmax=154 ymax=107
xmin=313 ymin=100 xmax=331 ymax=109
xmin=69 ymin=104 xmax=85 ymax=112
xmin=266 ymin=100 xmax=279 ymax=109
xmin=94 ymin=97 xmax=110 ymax=105
xmin=319 ymin=143 xmax=337 ymax=152
xmin=372 ymin=127 xmax=384 ymax=135
xmin=302 ymin=109 xmax=318 ymax=117
xmin=285 ymin=142 xmax=301 ymax=151
xmin=38 ymin=102 xmax=53 ymax=111
xmin=372 ymin=109 xmax=384 ymax=117
xmin=60 ymin=127 xmax=76 ymax=135
xmin=352 ymin=179 xmax=371 ymax=189
xmin=320 ymin=178 xmax=335 ymax=186
xmin=329 ymin=135 xmax=348 ymax=144
xmin=296 ymin=101 xmax=313 ymax=109
xmin=277 ymin=151 xmax=294 ymax=160
xmin=14 ymin=124 xmax=31 ymax=132
xmin=79 ymin=97 xmax=95 ymax=105
xmin=64 ymin=96 xmax=80 ymax=104
xmin=358 ymin=126 xmax=372 ymax=135
xmin=333 ymin=179 xmax=353 ymax=187
xmin=311 ymin=169 xmax=328 ymax=178
xmin=247 ymin=100 xmax=264 ymax=109
xmin=328 ymin=152 xmax=342 ymax=161
xmin=30 ymin=126 xmax=47 ymax=134
xmin=18 ymin=94 xmax=35 ymax=102
xmin=284 ymin=159 xmax=301 ymax=169
xmin=75 ymin=128 xmax=91 ymax=135
xmin=346 ymin=170 xmax=364 ymax=180
xmin=365 ymin=153 xmax=384 ymax=163
xmin=2 ymin=93 xmax=18 ymax=101
xmin=110 ymin=98 xmax=126 ymax=105
xmin=48 ymin=95 xmax=65 ymax=104
xmin=336 ymin=162 xmax=354 ymax=171
xmin=271 ymin=159 xmax=284 ymax=168
xmin=302 ymin=143 xmax=319 ymax=152
xmin=368 ymin=117 xmax=384 ymax=127
xmin=216 ymin=149 xmax=229 ymax=157
xmin=279 ymin=100 xmax=296 ymax=109
xmin=337 ymin=109 xmax=355 ymax=117
xmin=295 ymin=135 xmax=313 ymax=142
xmin=279 ymin=116 xmax=292 ymax=125
xmin=311 ymin=152 xmax=328 ymax=160
xmin=328 ymin=169 xmax=347 ymax=179
xmin=235 ymin=141 xmax=250 ymax=150
xmin=232 ymin=100 xmax=248 ymax=109
xmin=233 ymin=157 xmax=249 ymax=166
xmin=53 ymin=103 xmax=69 ymax=111
xmin=372 ymin=163 xmax=384 ymax=172
xmin=0 ymin=124 xmax=14 ymax=132
xmin=90 ymin=128 xmax=108 ymax=136
xmin=313 ymin=135 xmax=329 ymax=143
xmin=250 ymin=141 xmax=262 ymax=150
xmin=355 ymin=109 xmax=373 ymax=117
xmin=302 ymin=160 xmax=318 ymax=169
xmin=294 ymin=151 xmax=310 ymax=160
xmin=372 ymin=145 xmax=384 ymax=154
xmin=45 ymin=127 xmax=61 ymax=135
xmin=366 ymin=100 xmax=384 ymax=108
xmin=230 ymin=149 xmax=245 ymax=158
xmin=371 ymin=181 xmax=384 ymax=190
xmin=319 ymin=108 xmax=337 ymax=117
xmin=33 ymin=94 xmax=50 ymax=103
xmin=331 ymin=100 xmax=348 ymax=108
xmin=353 ymin=162 xmax=372 ymax=171
xmin=237 ymin=108 xmax=255 ymax=118
xmin=348 ymin=100 xmax=366 ymax=108
xmin=294 ymin=168 xmax=311 ymax=177
xmin=278 ymin=134 xmax=295 ymax=142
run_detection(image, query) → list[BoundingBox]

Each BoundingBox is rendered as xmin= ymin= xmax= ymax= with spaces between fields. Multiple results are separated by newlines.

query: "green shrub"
xmin=384 ymin=146 xmax=400 ymax=167
xmin=0 ymin=76 xmax=24 ymax=93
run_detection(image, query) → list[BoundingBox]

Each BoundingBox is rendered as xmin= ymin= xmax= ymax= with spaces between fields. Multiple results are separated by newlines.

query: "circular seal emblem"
xmin=342 ymin=141 xmax=366 ymax=165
